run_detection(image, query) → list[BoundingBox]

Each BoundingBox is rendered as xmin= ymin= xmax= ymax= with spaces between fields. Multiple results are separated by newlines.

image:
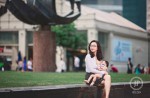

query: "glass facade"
xmin=0 ymin=32 xmax=18 ymax=44
xmin=81 ymin=0 xmax=122 ymax=5
xmin=123 ymin=0 xmax=146 ymax=29
xmin=81 ymin=0 xmax=122 ymax=15
xmin=26 ymin=31 xmax=33 ymax=44
xmin=98 ymin=32 xmax=108 ymax=54
xmin=81 ymin=0 xmax=98 ymax=4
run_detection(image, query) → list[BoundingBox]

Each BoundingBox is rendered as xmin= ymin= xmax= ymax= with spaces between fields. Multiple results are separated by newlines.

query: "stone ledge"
xmin=1 ymin=81 xmax=150 ymax=91
xmin=0 ymin=82 xmax=150 ymax=98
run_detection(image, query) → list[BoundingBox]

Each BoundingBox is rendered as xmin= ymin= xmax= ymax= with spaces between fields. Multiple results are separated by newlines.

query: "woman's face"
xmin=90 ymin=42 xmax=98 ymax=53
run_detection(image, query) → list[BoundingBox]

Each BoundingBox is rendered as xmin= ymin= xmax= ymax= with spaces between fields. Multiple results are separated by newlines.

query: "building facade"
xmin=75 ymin=5 xmax=148 ymax=72
xmin=0 ymin=10 xmax=35 ymax=70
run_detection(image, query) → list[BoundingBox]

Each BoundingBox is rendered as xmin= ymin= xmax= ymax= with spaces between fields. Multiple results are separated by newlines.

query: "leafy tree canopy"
xmin=52 ymin=23 xmax=87 ymax=50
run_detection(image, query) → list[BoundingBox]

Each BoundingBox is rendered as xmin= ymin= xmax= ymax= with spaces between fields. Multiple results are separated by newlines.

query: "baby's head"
xmin=98 ymin=60 xmax=109 ymax=71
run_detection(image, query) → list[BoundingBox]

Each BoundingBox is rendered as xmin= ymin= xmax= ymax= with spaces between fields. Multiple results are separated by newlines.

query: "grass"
xmin=0 ymin=71 xmax=150 ymax=88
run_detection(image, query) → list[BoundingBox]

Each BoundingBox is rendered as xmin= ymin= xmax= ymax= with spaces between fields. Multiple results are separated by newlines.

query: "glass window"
xmin=98 ymin=32 xmax=108 ymax=53
xmin=26 ymin=31 xmax=33 ymax=44
xmin=0 ymin=32 xmax=18 ymax=44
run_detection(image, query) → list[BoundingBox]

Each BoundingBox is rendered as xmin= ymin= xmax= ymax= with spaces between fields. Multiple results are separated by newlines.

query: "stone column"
xmin=11 ymin=46 xmax=18 ymax=70
xmin=87 ymin=29 xmax=98 ymax=43
xmin=33 ymin=25 xmax=56 ymax=72
xmin=19 ymin=30 xmax=26 ymax=58
xmin=107 ymin=32 xmax=114 ymax=61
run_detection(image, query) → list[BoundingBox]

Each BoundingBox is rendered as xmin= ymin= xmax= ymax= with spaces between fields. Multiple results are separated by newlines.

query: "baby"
xmin=84 ymin=60 xmax=109 ymax=86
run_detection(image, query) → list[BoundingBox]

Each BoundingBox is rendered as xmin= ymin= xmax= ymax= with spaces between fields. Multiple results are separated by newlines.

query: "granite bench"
xmin=0 ymin=82 xmax=150 ymax=98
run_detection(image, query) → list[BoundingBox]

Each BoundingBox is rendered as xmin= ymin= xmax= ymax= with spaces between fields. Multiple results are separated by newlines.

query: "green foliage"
xmin=73 ymin=32 xmax=87 ymax=49
xmin=52 ymin=23 xmax=87 ymax=49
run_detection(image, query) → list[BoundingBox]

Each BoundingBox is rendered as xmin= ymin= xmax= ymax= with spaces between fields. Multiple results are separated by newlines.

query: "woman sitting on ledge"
xmin=84 ymin=40 xmax=111 ymax=98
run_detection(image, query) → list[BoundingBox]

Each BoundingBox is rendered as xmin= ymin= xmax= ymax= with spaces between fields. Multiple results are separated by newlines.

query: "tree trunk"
xmin=33 ymin=25 xmax=56 ymax=72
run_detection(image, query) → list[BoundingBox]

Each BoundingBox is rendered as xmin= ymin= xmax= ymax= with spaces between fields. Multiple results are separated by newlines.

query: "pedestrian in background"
xmin=56 ymin=58 xmax=66 ymax=73
xmin=127 ymin=57 xmax=133 ymax=74
xmin=110 ymin=64 xmax=118 ymax=73
xmin=27 ymin=57 xmax=33 ymax=71
xmin=16 ymin=60 xmax=23 ymax=71
xmin=23 ymin=56 xmax=27 ymax=72
xmin=134 ymin=64 xmax=141 ymax=75
xmin=74 ymin=55 xmax=80 ymax=71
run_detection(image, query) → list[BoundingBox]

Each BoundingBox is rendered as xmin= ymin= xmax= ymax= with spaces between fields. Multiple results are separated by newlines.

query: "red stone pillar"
xmin=33 ymin=25 xmax=56 ymax=72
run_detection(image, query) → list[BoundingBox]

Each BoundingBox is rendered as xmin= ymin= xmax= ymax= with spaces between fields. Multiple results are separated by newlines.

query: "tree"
xmin=52 ymin=23 xmax=87 ymax=71
xmin=52 ymin=23 xmax=87 ymax=50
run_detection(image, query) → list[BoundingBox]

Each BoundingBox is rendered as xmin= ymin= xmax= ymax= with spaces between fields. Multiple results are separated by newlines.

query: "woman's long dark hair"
xmin=105 ymin=60 xmax=109 ymax=67
xmin=88 ymin=40 xmax=103 ymax=61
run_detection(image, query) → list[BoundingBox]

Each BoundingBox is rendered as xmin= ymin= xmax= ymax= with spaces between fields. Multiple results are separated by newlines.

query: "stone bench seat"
xmin=0 ymin=82 xmax=150 ymax=98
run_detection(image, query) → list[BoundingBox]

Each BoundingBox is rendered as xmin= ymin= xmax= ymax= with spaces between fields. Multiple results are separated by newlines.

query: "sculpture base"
xmin=33 ymin=25 xmax=56 ymax=72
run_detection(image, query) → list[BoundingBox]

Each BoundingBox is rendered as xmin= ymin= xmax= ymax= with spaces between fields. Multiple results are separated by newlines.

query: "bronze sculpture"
xmin=2 ymin=0 xmax=80 ymax=25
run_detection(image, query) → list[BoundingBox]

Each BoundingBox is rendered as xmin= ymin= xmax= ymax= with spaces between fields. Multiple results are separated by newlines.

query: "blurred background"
xmin=0 ymin=0 xmax=149 ymax=74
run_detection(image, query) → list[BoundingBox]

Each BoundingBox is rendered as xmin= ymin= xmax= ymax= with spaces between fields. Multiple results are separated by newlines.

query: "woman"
xmin=85 ymin=40 xmax=111 ymax=98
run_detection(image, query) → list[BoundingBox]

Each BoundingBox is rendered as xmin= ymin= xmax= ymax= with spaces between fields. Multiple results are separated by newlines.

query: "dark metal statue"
xmin=0 ymin=6 xmax=7 ymax=16
xmin=0 ymin=0 xmax=81 ymax=25
xmin=0 ymin=0 xmax=7 ymax=16
xmin=69 ymin=0 xmax=81 ymax=12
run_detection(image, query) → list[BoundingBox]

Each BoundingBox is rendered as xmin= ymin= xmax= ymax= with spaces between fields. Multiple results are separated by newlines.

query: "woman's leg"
xmin=103 ymin=75 xmax=111 ymax=98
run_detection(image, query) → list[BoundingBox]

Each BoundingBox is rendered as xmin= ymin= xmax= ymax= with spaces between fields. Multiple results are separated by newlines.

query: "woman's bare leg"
xmin=104 ymin=75 xmax=111 ymax=98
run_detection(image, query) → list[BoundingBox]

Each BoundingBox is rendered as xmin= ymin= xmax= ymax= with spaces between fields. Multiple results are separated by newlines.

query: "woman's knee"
xmin=104 ymin=75 xmax=111 ymax=80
